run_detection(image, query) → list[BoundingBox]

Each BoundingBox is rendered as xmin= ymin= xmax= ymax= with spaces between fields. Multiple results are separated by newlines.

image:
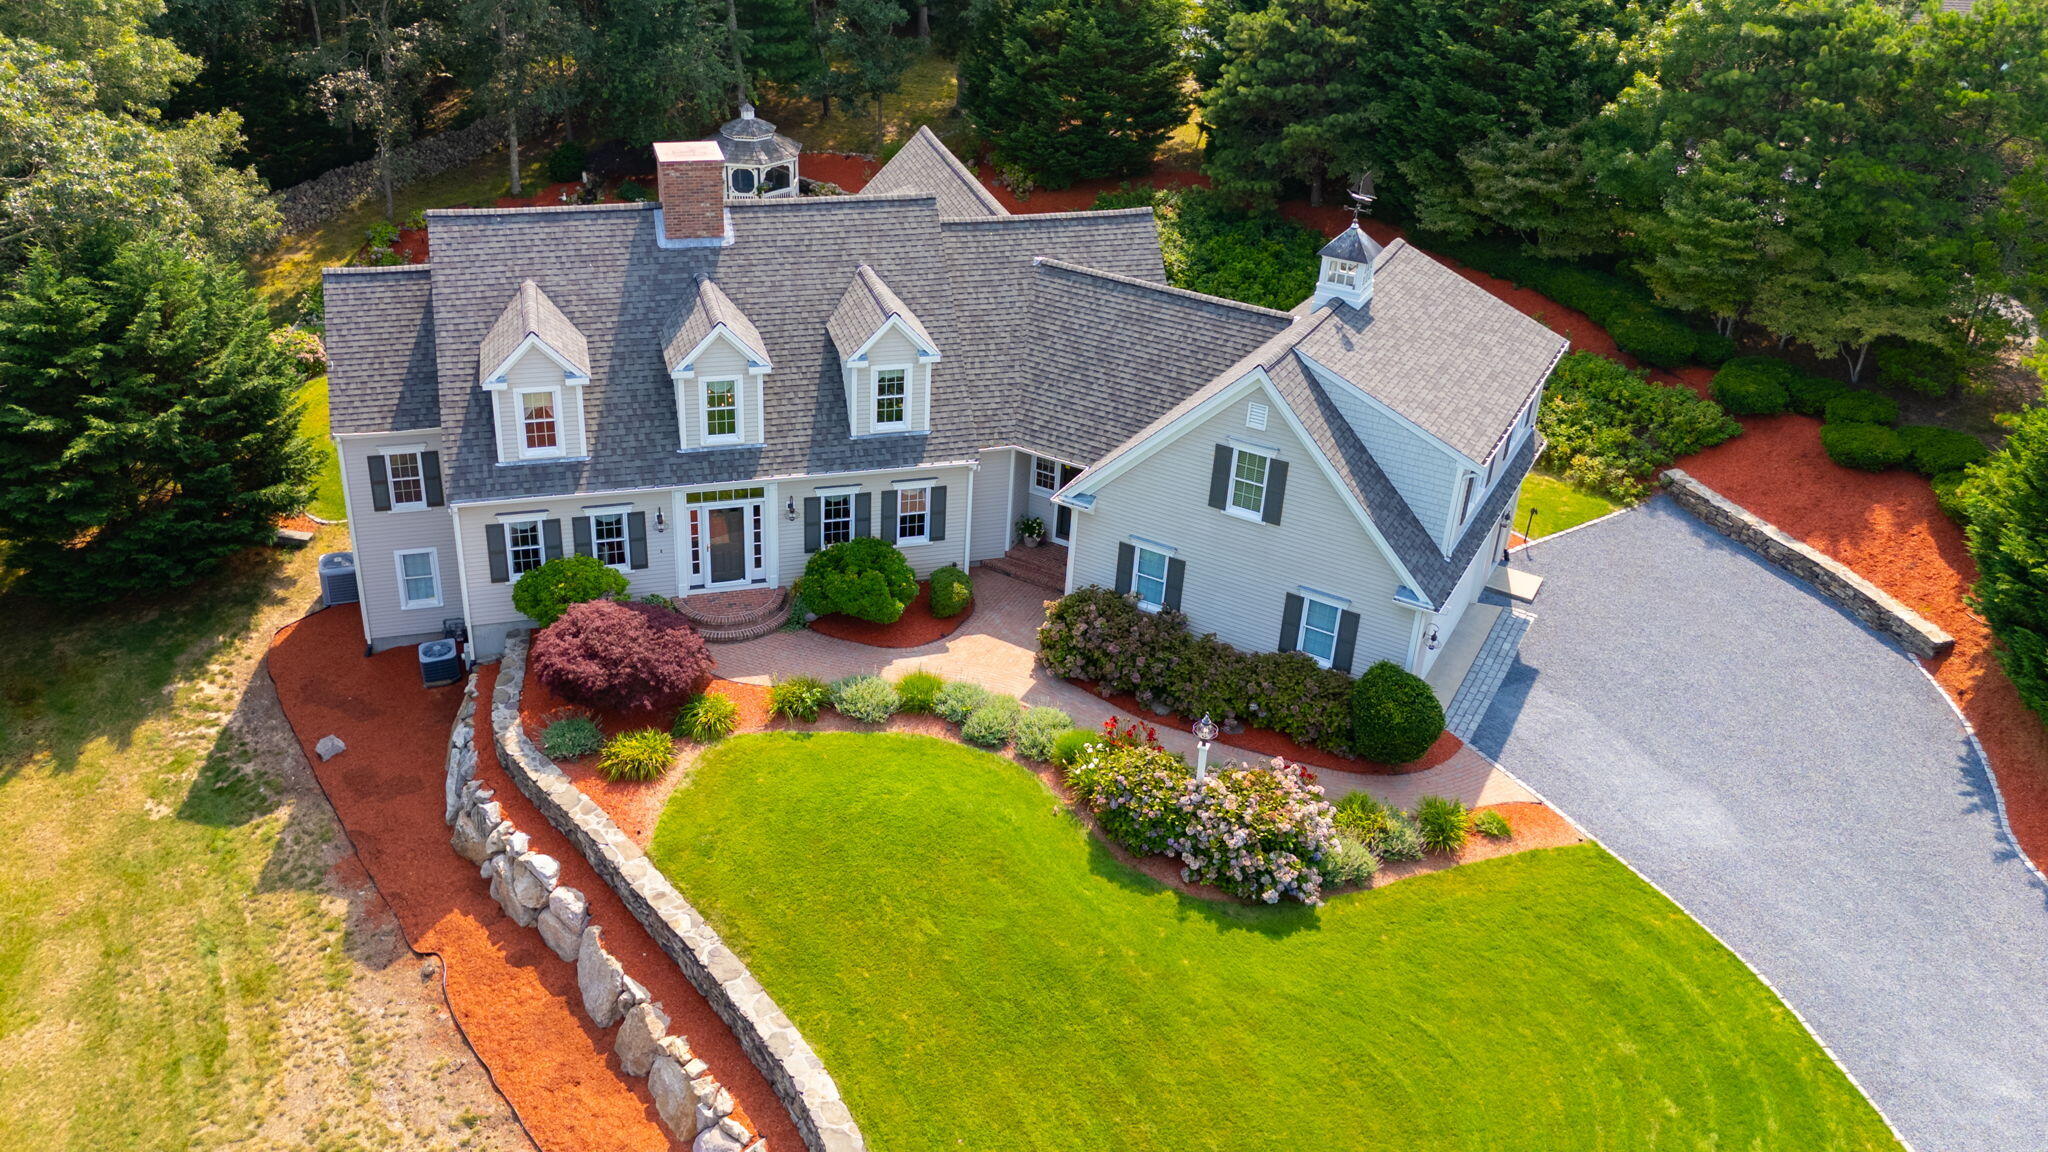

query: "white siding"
xmin=456 ymin=493 xmax=683 ymax=649
xmin=676 ymin=339 xmax=761 ymax=451
xmin=968 ymin=450 xmax=1015 ymax=561
xmin=1015 ymin=453 xmax=1066 ymax=540
xmin=775 ymin=464 xmax=974 ymax=582
xmin=846 ymin=328 xmax=930 ymax=438
xmin=1069 ymin=384 xmax=1421 ymax=670
xmin=1304 ymin=361 xmax=1462 ymax=551
xmin=340 ymin=432 xmax=462 ymax=651
xmin=493 ymin=350 xmax=586 ymax=463
xmin=1419 ymin=511 xmax=1508 ymax=677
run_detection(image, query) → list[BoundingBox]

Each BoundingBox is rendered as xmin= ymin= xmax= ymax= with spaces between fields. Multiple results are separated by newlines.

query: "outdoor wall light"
xmin=1426 ymin=625 xmax=1442 ymax=652
xmin=654 ymin=510 xmax=666 ymax=533
xmin=785 ymin=497 xmax=799 ymax=522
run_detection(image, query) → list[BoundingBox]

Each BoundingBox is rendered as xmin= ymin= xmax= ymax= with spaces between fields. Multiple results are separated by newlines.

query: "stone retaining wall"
xmin=444 ymin=670 xmax=768 ymax=1152
xmin=489 ymin=635 xmax=865 ymax=1152
xmin=276 ymin=115 xmax=510 ymax=235
xmin=1662 ymin=469 xmax=1955 ymax=659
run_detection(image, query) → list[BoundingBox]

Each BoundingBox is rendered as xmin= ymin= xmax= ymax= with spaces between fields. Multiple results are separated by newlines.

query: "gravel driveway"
xmin=1474 ymin=498 xmax=2048 ymax=1152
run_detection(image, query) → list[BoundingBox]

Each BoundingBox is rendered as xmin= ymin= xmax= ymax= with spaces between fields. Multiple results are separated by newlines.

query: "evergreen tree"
xmin=1200 ymin=0 xmax=1371 ymax=206
xmin=960 ymin=0 xmax=1187 ymax=188
xmin=737 ymin=0 xmax=821 ymax=96
xmin=1966 ymin=400 xmax=2048 ymax=723
xmin=585 ymin=0 xmax=739 ymax=143
xmin=0 ymin=232 xmax=316 ymax=602
xmin=1422 ymin=124 xmax=1614 ymax=259
xmin=818 ymin=0 xmax=913 ymax=152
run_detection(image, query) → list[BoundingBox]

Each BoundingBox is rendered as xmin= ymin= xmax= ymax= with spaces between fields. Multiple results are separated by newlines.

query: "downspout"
xmin=335 ymin=433 xmax=372 ymax=654
xmin=451 ymin=503 xmax=477 ymax=664
xmin=962 ymin=460 xmax=976 ymax=572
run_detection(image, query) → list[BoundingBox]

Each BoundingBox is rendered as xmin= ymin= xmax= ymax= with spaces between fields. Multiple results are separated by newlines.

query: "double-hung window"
xmin=1033 ymin=456 xmax=1058 ymax=492
xmin=505 ymin=518 xmax=546 ymax=576
xmin=396 ymin=548 xmax=442 ymax=609
xmin=874 ymin=368 xmax=907 ymax=428
xmin=1229 ymin=448 xmax=1270 ymax=518
xmin=591 ymin=512 xmax=629 ymax=567
xmin=520 ymin=390 xmax=560 ymax=454
xmin=1297 ymin=596 xmax=1342 ymax=666
xmin=385 ymin=450 xmax=427 ymax=511
xmin=703 ymin=379 xmax=738 ymax=442
xmin=1132 ymin=544 xmax=1170 ymax=611
xmin=896 ymin=486 xmax=929 ymax=544
xmin=821 ymin=494 xmax=854 ymax=546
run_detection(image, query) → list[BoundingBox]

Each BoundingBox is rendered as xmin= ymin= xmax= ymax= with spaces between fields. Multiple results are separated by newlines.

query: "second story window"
xmin=1230 ymin=449 xmax=1269 ymax=517
xmin=385 ymin=451 xmax=426 ymax=510
xmin=521 ymin=391 xmax=559 ymax=454
xmin=1132 ymin=544 xmax=1170 ymax=610
xmin=874 ymin=369 xmax=907 ymax=428
xmin=505 ymin=518 xmax=546 ymax=575
xmin=704 ymin=379 xmax=738 ymax=441
xmin=822 ymin=494 xmax=853 ymax=546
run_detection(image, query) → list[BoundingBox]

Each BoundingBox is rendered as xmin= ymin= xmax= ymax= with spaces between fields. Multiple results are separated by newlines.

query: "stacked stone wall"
xmin=277 ymin=115 xmax=511 ymax=236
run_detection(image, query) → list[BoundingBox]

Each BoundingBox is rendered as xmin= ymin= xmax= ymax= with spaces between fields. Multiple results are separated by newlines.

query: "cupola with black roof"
xmin=1312 ymin=224 xmax=1384 ymax=310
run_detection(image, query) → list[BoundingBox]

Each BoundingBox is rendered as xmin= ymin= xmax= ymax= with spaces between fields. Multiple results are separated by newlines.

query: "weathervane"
xmin=1344 ymin=171 xmax=1377 ymax=225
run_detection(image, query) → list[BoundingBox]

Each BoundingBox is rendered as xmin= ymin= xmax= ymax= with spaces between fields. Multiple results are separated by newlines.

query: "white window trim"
xmin=872 ymin=365 xmax=911 ymax=431
xmin=701 ymin=377 xmax=742 ymax=445
xmin=1032 ymin=455 xmax=1059 ymax=493
xmin=820 ymin=492 xmax=855 ymax=547
xmin=517 ymin=385 xmax=567 ymax=459
xmin=895 ymin=483 xmax=932 ymax=546
xmin=1295 ymin=590 xmax=1346 ymax=669
xmin=590 ymin=511 xmax=631 ymax=571
xmin=1224 ymin=445 xmax=1274 ymax=523
xmin=379 ymin=444 xmax=430 ymax=512
xmin=502 ymin=516 xmax=547 ymax=577
xmin=1131 ymin=540 xmax=1172 ymax=614
xmin=394 ymin=548 xmax=443 ymax=610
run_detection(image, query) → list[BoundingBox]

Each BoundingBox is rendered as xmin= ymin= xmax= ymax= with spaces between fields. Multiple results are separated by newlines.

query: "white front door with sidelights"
xmin=679 ymin=486 xmax=770 ymax=590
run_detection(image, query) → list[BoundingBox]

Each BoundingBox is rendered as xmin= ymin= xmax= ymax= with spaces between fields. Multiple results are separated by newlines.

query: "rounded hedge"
xmin=1691 ymin=330 xmax=1737 ymax=367
xmin=1349 ymin=661 xmax=1444 ymax=764
xmin=1823 ymin=391 xmax=1900 ymax=427
xmin=545 ymin=141 xmax=588 ymax=184
xmin=1875 ymin=339 xmax=1965 ymax=399
xmin=1608 ymin=310 xmax=1698 ymax=370
xmin=513 ymin=554 xmax=631 ymax=627
xmin=1783 ymin=372 xmax=1851 ymax=417
xmin=1897 ymin=424 xmax=1990 ymax=477
xmin=1820 ymin=422 xmax=1908 ymax=471
xmin=798 ymin=538 xmax=918 ymax=623
xmin=929 ymin=564 xmax=973 ymax=618
xmin=1709 ymin=358 xmax=1792 ymax=416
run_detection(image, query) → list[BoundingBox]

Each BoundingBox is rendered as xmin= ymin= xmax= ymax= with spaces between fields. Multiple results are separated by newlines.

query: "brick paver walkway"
xmin=1444 ymin=604 xmax=1533 ymax=740
xmin=716 ymin=570 xmax=1533 ymax=809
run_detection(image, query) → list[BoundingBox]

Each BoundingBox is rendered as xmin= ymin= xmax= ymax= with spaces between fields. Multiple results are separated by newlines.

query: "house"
xmin=323 ymin=124 xmax=1565 ymax=678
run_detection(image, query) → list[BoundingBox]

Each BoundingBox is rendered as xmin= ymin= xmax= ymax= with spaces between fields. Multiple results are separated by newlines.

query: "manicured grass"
xmin=1516 ymin=471 xmax=1623 ymax=539
xmin=296 ymin=373 xmax=346 ymax=521
xmin=650 ymin=732 xmax=1900 ymax=1152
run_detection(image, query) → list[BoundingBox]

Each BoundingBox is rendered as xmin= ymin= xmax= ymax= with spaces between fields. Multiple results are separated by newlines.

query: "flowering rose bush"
xmin=1065 ymin=737 xmax=1337 ymax=904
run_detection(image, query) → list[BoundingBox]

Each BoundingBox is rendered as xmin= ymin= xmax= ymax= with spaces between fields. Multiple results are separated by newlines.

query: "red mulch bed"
xmin=1069 ymin=679 xmax=1463 ymax=777
xmin=803 ymin=152 xmax=881 ymax=192
xmin=268 ymin=605 xmax=798 ymax=1152
xmin=278 ymin=513 xmax=324 ymax=533
xmin=807 ymin=581 xmax=973 ymax=648
xmin=391 ymin=226 xmax=430 ymax=264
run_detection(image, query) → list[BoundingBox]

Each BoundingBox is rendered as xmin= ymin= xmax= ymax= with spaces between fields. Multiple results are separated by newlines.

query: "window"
xmin=704 ymin=379 xmax=738 ymax=441
xmin=385 ymin=450 xmax=426 ymax=510
xmin=1033 ymin=456 xmax=1058 ymax=492
xmin=730 ymin=167 xmax=756 ymax=194
xmin=1298 ymin=597 xmax=1342 ymax=666
xmin=592 ymin=512 xmax=628 ymax=567
xmin=1229 ymin=448 xmax=1270 ymax=517
xmin=396 ymin=549 xmax=441 ymax=609
xmin=1458 ymin=473 xmax=1478 ymax=523
xmin=896 ymin=486 xmax=929 ymax=544
xmin=1323 ymin=259 xmax=1360 ymax=288
xmin=874 ymin=368 xmax=907 ymax=427
xmin=520 ymin=391 xmax=559 ymax=453
xmin=762 ymin=164 xmax=791 ymax=194
xmin=505 ymin=519 xmax=546 ymax=576
xmin=821 ymin=494 xmax=853 ymax=546
xmin=1132 ymin=544 xmax=1169 ymax=610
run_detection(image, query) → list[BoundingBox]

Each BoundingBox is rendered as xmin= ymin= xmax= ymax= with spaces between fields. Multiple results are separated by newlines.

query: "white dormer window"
xmin=521 ymin=389 xmax=562 ymax=455
xmin=704 ymin=378 xmax=740 ymax=442
xmin=874 ymin=368 xmax=908 ymax=429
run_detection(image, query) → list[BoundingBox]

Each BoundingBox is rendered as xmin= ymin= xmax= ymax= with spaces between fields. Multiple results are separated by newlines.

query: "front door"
xmin=708 ymin=506 xmax=747 ymax=584
xmin=1052 ymin=463 xmax=1081 ymax=542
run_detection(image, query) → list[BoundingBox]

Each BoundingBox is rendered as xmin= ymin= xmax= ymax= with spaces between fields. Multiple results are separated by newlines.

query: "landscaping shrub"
xmin=1374 ymin=808 xmax=1426 ymax=863
xmin=599 ymin=728 xmax=674 ymax=782
xmin=545 ymin=141 xmax=588 ymax=184
xmin=530 ymin=599 xmax=712 ymax=713
xmin=933 ymin=680 xmax=990 ymax=724
xmin=1472 ymin=809 xmax=1512 ymax=840
xmin=1931 ymin=468 xmax=1981 ymax=527
xmin=1823 ymin=391 xmax=1900 ymax=427
xmin=1349 ymin=662 xmax=1444 ymax=764
xmin=615 ymin=179 xmax=650 ymax=202
xmin=1964 ymin=403 xmax=2048 ymax=721
xmin=929 ymin=565 xmax=973 ymax=618
xmin=1709 ymin=357 xmax=1793 ymax=416
xmin=673 ymin=692 xmax=741 ymax=742
xmin=1332 ymin=791 xmax=1392 ymax=842
xmin=1540 ymin=352 xmax=1741 ymax=502
xmin=962 ymin=695 xmax=1024 ymax=748
xmin=798 ymin=538 xmax=918 ymax=624
xmin=1321 ymin=834 xmax=1380 ymax=887
xmin=1100 ymin=187 xmax=1323 ymax=311
xmin=1820 ymin=423 xmax=1908 ymax=472
xmin=768 ymin=675 xmax=831 ymax=722
xmin=1897 ymin=425 xmax=1990 ymax=477
xmin=1783 ymin=371 xmax=1851 ymax=417
xmin=513 ymin=555 xmax=631 ymax=627
xmin=1013 ymin=706 xmax=1074 ymax=761
xmin=831 ymin=675 xmax=900 ymax=724
xmin=1608 ymin=310 xmax=1699 ymax=370
xmin=894 ymin=669 xmax=946 ymax=714
xmin=1692 ymin=330 xmax=1737 ymax=367
xmin=540 ymin=713 xmax=602 ymax=759
xmin=1876 ymin=338 xmax=1965 ymax=399
xmin=1050 ymin=726 xmax=1104 ymax=767
xmin=1415 ymin=795 xmax=1471 ymax=855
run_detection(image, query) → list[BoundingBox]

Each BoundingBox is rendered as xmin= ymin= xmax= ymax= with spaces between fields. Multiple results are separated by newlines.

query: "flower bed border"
xmin=490 ymin=632 xmax=865 ymax=1152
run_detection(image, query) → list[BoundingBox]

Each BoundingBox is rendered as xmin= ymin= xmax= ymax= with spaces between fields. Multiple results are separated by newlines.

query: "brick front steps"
xmin=977 ymin=543 xmax=1066 ymax=593
xmin=676 ymin=586 xmax=792 ymax=643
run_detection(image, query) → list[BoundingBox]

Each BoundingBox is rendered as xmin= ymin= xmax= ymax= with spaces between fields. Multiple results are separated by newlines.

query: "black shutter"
xmin=1279 ymin=593 xmax=1304 ymax=653
xmin=1164 ymin=557 xmax=1186 ymax=611
xmin=628 ymin=512 xmax=649 ymax=570
xmin=854 ymin=492 xmax=872 ymax=538
xmin=1114 ymin=542 xmax=1135 ymax=595
xmin=1208 ymin=445 xmax=1232 ymax=510
xmin=421 ymin=451 xmax=444 ymax=507
xmin=1262 ymin=459 xmax=1289 ymax=525
xmin=803 ymin=497 xmax=822 ymax=553
xmin=485 ymin=523 xmax=509 ymax=583
xmin=542 ymin=518 xmax=564 ymax=560
xmin=368 ymin=454 xmax=391 ymax=512
xmin=881 ymin=489 xmax=899 ymax=543
xmin=929 ymin=486 xmax=947 ymax=542
xmin=572 ymin=515 xmax=593 ymax=557
xmin=1333 ymin=610 xmax=1360 ymax=673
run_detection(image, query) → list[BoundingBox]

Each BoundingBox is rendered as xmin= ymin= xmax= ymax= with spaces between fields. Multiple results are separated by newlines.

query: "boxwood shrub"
xmin=1897 ymin=425 xmax=1990 ymax=477
xmin=1821 ymin=423 xmax=1909 ymax=471
xmin=1608 ymin=309 xmax=1700 ymax=370
xmin=798 ymin=538 xmax=918 ymax=623
xmin=1784 ymin=371 xmax=1851 ymax=417
xmin=929 ymin=565 xmax=973 ymax=618
xmin=1824 ymin=391 xmax=1901 ymax=427
xmin=1692 ymin=330 xmax=1737 ymax=367
xmin=1876 ymin=338 xmax=1966 ymax=399
xmin=1349 ymin=661 xmax=1444 ymax=765
xmin=1709 ymin=357 xmax=1793 ymax=416
xmin=513 ymin=554 xmax=630 ymax=627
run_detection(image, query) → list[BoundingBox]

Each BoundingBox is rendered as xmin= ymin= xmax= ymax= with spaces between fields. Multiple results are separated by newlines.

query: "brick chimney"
xmin=654 ymin=140 xmax=726 ymax=243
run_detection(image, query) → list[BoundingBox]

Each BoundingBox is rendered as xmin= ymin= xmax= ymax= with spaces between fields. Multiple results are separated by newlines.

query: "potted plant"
xmin=1016 ymin=516 xmax=1045 ymax=548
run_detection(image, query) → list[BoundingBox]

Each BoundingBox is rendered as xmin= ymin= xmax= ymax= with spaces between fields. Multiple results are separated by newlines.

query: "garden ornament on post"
xmin=1192 ymin=713 xmax=1219 ymax=781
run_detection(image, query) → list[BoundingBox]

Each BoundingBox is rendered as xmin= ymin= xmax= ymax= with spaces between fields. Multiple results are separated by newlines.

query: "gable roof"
xmin=828 ymin=264 xmax=938 ymax=361
xmin=478 ymin=278 xmax=590 ymax=384
xmin=323 ymin=264 xmax=439 ymax=434
xmin=663 ymin=274 xmax=769 ymax=372
xmin=860 ymin=126 xmax=1008 ymax=219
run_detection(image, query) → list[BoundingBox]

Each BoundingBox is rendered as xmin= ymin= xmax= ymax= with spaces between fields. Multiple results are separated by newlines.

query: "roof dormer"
xmin=1312 ymin=225 xmax=1383 ymax=311
xmin=665 ymin=276 xmax=771 ymax=450
xmin=479 ymin=280 xmax=591 ymax=464
xmin=829 ymin=266 xmax=939 ymax=438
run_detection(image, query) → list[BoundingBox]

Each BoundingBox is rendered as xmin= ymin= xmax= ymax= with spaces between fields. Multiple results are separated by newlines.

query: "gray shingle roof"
xmin=827 ymin=265 xmax=937 ymax=361
xmin=663 ymin=275 xmax=769 ymax=371
xmin=860 ymin=126 xmax=1008 ymax=218
xmin=715 ymin=104 xmax=800 ymax=166
xmin=1292 ymin=239 xmax=1565 ymax=461
xmin=478 ymin=279 xmax=590 ymax=384
xmin=1318 ymin=224 xmax=1382 ymax=264
xmin=323 ymin=264 xmax=439 ymax=434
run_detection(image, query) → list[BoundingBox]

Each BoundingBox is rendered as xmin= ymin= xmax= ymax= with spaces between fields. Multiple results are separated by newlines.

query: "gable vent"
xmin=1246 ymin=402 xmax=1269 ymax=431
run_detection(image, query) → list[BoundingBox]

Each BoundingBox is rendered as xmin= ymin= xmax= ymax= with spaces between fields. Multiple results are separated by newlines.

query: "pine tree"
xmin=960 ymin=0 xmax=1187 ymax=189
xmin=1199 ymin=0 xmax=1371 ymax=206
xmin=737 ymin=0 xmax=822 ymax=96
xmin=818 ymin=0 xmax=914 ymax=152
xmin=586 ymin=0 xmax=739 ymax=143
xmin=0 ymin=232 xmax=317 ymax=601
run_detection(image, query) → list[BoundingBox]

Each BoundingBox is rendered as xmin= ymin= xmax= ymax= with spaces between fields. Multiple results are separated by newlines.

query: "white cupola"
xmin=1312 ymin=224 xmax=1384 ymax=310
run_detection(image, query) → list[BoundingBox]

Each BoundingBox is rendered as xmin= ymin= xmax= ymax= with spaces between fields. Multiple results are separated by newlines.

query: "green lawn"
xmin=763 ymin=51 xmax=965 ymax=157
xmin=296 ymin=373 xmax=346 ymax=521
xmin=650 ymin=732 xmax=1900 ymax=1152
xmin=1516 ymin=471 xmax=1622 ymax=539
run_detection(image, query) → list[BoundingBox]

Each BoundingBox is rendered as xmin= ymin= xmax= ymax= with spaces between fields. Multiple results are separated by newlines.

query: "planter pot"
xmin=1022 ymin=536 xmax=1043 ymax=549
